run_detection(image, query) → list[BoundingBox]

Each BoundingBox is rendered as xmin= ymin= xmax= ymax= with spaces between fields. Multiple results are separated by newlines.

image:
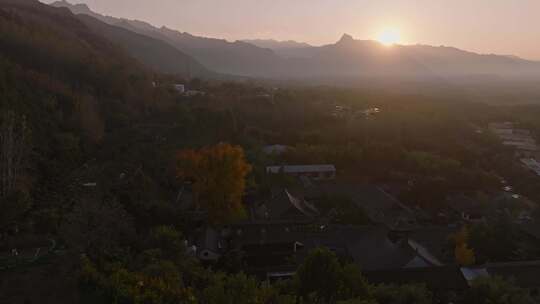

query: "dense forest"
xmin=1 ymin=1 xmax=540 ymax=304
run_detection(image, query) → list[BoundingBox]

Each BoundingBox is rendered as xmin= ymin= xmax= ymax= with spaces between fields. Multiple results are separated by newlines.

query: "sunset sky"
xmin=47 ymin=0 xmax=540 ymax=60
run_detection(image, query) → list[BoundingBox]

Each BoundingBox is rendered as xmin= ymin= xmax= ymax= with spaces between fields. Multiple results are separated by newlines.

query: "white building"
xmin=184 ymin=90 xmax=205 ymax=97
xmin=266 ymin=165 xmax=336 ymax=180
xmin=174 ymin=84 xmax=185 ymax=94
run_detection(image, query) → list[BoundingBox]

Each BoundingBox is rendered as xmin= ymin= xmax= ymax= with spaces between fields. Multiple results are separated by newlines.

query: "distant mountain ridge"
xmin=51 ymin=0 xmax=284 ymax=77
xmin=242 ymin=39 xmax=312 ymax=50
xmin=52 ymin=1 xmax=540 ymax=79
xmin=79 ymin=15 xmax=211 ymax=77
xmin=50 ymin=1 xmax=211 ymax=77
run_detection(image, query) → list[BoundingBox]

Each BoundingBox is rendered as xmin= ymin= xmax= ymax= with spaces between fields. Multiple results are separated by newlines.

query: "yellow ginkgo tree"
xmin=452 ymin=226 xmax=476 ymax=266
xmin=177 ymin=143 xmax=251 ymax=225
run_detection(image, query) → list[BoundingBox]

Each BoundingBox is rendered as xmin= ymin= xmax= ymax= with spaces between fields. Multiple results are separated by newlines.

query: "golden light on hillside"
xmin=377 ymin=28 xmax=401 ymax=46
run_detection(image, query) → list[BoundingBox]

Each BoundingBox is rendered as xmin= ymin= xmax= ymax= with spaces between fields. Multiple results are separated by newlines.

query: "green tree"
xmin=295 ymin=248 xmax=372 ymax=303
xmin=468 ymin=216 xmax=519 ymax=263
xmin=141 ymin=225 xmax=202 ymax=278
xmin=79 ymin=256 xmax=197 ymax=304
xmin=60 ymin=199 xmax=135 ymax=259
xmin=337 ymin=299 xmax=377 ymax=304
xmin=201 ymin=272 xmax=293 ymax=304
xmin=0 ymin=111 xmax=31 ymax=227
xmin=338 ymin=263 xmax=372 ymax=301
xmin=146 ymin=225 xmax=187 ymax=260
xmin=463 ymin=276 xmax=535 ymax=304
xmin=295 ymin=248 xmax=343 ymax=302
xmin=373 ymin=283 xmax=432 ymax=304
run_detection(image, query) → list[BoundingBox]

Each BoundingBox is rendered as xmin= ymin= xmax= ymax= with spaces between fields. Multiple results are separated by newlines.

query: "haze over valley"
xmin=46 ymin=0 xmax=540 ymax=105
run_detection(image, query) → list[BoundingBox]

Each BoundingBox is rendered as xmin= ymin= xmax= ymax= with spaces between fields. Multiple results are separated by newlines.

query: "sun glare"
xmin=377 ymin=28 xmax=401 ymax=46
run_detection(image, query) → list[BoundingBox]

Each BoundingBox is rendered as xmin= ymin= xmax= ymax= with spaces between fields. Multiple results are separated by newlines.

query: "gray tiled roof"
xmin=266 ymin=165 xmax=336 ymax=174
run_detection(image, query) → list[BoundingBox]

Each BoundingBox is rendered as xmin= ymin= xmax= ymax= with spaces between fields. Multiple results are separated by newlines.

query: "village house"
xmin=316 ymin=183 xmax=418 ymax=230
xmin=226 ymin=223 xmax=434 ymax=280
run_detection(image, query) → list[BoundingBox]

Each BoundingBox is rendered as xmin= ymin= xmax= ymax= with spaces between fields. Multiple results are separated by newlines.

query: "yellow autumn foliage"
xmin=452 ymin=226 xmax=476 ymax=266
xmin=177 ymin=143 xmax=251 ymax=224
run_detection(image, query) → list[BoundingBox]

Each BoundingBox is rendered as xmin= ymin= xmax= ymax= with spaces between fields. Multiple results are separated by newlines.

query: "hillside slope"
xmin=77 ymin=14 xmax=211 ymax=77
xmin=51 ymin=0 xmax=286 ymax=77
xmin=0 ymin=0 xmax=179 ymax=218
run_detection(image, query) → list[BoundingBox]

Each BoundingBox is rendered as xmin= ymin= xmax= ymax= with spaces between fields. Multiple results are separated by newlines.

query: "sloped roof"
xmin=285 ymin=190 xmax=319 ymax=217
xmin=259 ymin=188 xmax=319 ymax=220
xmin=318 ymin=183 xmax=416 ymax=229
xmin=299 ymin=225 xmax=419 ymax=271
xmin=233 ymin=224 xmax=421 ymax=271
xmin=233 ymin=223 xmax=307 ymax=246
xmin=365 ymin=266 xmax=470 ymax=291
xmin=266 ymin=165 xmax=336 ymax=174
xmin=408 ymin=226 xmax=459 ymax=264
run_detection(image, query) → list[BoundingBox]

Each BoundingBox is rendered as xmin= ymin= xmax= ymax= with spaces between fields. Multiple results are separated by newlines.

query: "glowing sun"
xmin=377 ymin=28 xmax=401 ymax=46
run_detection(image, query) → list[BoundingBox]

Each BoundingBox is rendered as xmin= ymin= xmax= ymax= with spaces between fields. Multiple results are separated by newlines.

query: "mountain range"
xmin=52 ymin=0 xmax=540 ymax=80
xmin=242 ymin=39 xmax=312 ymax=50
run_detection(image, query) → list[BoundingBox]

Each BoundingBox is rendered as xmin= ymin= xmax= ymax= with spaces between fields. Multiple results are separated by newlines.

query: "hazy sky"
xmin=47 ymin=0 xmax=540 ymax=60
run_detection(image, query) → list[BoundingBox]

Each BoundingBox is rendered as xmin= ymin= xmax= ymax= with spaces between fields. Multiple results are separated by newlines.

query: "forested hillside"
xmin=0 ymin=0 xmax=173 ymax=228
xmin=76 ymin=14 xmax=212 ymax=78
xmin=51 ymin=0 xmax=286 ymax=77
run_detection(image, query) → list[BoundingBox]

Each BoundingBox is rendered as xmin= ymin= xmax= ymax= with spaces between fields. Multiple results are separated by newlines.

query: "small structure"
xmin=197 ymin=227 xmax=223 ymax=262
xmin=174 ymin=84 xmax=185 ymax=93
xmin=266 ymin=165 xmax=336 ymax=180
xmin=184 ymin=90 xmax=205 ymax=97
xmin=262 ymin=145 xmax=290 ymax=155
